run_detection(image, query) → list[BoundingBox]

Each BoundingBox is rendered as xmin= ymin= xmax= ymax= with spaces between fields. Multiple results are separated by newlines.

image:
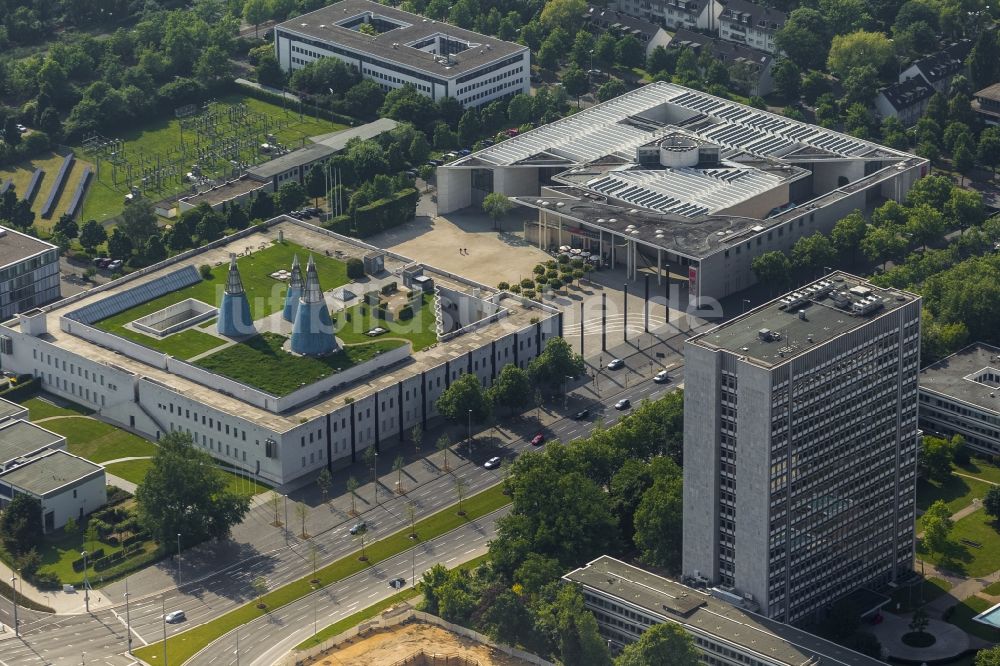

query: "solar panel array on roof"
xmin=67 ymin=266 xmax=202 ymax=324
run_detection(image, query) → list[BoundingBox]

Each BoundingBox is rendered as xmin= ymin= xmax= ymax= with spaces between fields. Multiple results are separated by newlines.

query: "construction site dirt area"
xmin=304 ymin=621 xmax=535 ymax=666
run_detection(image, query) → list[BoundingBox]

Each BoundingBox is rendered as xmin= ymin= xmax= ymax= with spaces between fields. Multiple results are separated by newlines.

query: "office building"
xmin=0 ymin=225 xmax=60 ymax=320
xmin=919 ymin=343 xmax=1000 ymax=456
xmin=438 ymin=82 xmax=926 ymax=301
xmin=683 ymin=272 xmax=921 ymax=623
xmin=0 ymin=217 xmax=560 ymax=488
xmin=565 ymin=556 xmax=886 ymax=665
xmin=274 ymin=0 xmax=529 ymax=108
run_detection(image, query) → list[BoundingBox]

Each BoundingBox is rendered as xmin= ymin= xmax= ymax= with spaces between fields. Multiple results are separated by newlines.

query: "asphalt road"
xmin=0 ymin=335 xmax=685 ymax=666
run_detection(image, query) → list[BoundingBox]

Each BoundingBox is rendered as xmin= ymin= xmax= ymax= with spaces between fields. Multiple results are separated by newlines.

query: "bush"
xmin=557 ymin=253 xmax=569 ymax=264
xmin=106 ymin=485 xmax=132 ymax=506
xmin=31 ymin=571 xmax=61 ymax=589
xmin=497 ymin=281 xmax=510 ymax=290
xmin=523 ymin=289 xmax=536 ymax=299
xmin=509 ymin=284 xmax=521 ymax=293
xmin=398 ymin=305 xmax=414 ymax=320
xmin=0 ymin=376 xmax=38 ymax=401
xmin=532 ymin=265 xmax=545 ymax=275
xmin=199 ymin=264 xmax=213 ymax=280
xmin=347 ymin=257 xmax=364 ymax=279
xmin=520 ymin=278 xmax=534 ymax=289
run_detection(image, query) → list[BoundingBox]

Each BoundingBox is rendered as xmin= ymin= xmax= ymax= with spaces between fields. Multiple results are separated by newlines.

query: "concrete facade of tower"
xmin=682 ymin=272 xmax=921 ymax=623
xmin=290 ymin=255 xmax=336 ymax=356
xmin=217 ymin=255 xmax=254 ymax=338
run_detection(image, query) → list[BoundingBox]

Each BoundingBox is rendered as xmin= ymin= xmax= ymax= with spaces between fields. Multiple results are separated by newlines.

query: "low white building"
xmin=274 ymin=0 xmax=529 ymax=108
xmin=0 ymin=419 xmax=66 ymax=471
xmin=0 ymin=396 xmax=29 ymax=426
xmin=717 ymin=0 xmax=786 ymax=55
xmin=919 ymin=343 xmax=1000 ymax=456
xmin=0 ymin=225 xmax=60 ymax=321
xmin=584 ymin=6 xmax=671 ymax=58
xmin=899 ymin=40 xmax=971 ymax=94
xmin=0 ymin=448 xmax=106 ymax=532
xmin=875 ymin=75 xmax=936 ymax=127
xmin=614 ymin=0 xmax=723 ymax=33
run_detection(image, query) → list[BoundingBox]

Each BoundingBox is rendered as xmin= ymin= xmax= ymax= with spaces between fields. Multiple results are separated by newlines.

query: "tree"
xmin=411 ymin=424 xmax=422 ymax=454
xmin=542 ymin=583 xmax=611 ymax=666
xmin=909 ymin=606 xmax=930 ymax=635
xmin=596 ymin=79 xmax=626 ymax=102
xmin=409 ymin=132 xmax=431 ymax=164
xmin=562 ymin=67 xmax=588 ymax=101
xmin=436 ymin=435 xmax=451 ymax=472
xmin=969 ymin=29 xmax=1000 ymax=90
xmin=251 ymin=575 xmax=268 ymax=607
xmin=907 ymin=175 xmax=953 ymax=211
xmin=0 ymin=493 xmax=42 ymax=555
xmin=79 ymin=219 xmax=107 ymax=252
xmin=295 ymin=502 xmax=309 ymax=538
xmin=394 ymin=455 xmax=406 ymax=494
xmin=772 ymin=59 xmax=801 ymax=101
xmin=946 ymin=188 xmax=984 ymax=232
xmin=489 ymin=364 xmax=533 ymax=413
xmin=256 ymin=54 xmax=284 ymax=88
xmin=953 ymin=143 xmax=975 ymax=185
xmin=984 ymin=486 xmax=1000 ymax=522
xmin=54 ymin=214 xmax=79 ymax=240
xmin=831 ymin=210 xmax=868 ymax=264
xmin=436 ymin=372 xmax=492 ymax=424
xmin=194 ymin=46 xmax=230 ymax=88
xmin=751 ymin=251 xmax=791 ymax=294
xmin=616 ymin=35 xmax=645 ymax=69
xmin=144 ymin=235 xmax=167 ymax=263
xmin=646 ymin=45 xmax=674 ymax=76
xmin=539 ymin=0 xmax=587 ymax=32
xmin=275 ymin=181 xmax=307 ymax=213
xmin=920 ymin=499 xmax=953 ymax=556
xmin=226 ymin=204 xmax=249 ymax=231
xmin=775 ymin=9 xmax=830 ymax=71
xmin=346 ymin=475 xmax=359 ymax=515
xmin=617 ymin=623 xmax=700 ymax=666
xmin=454 ymin=476 xmax=468 ymax=515
xmin=107 ymin=228 xmax=133 ymax=260
xmin=919 ymin=435 xmax=960 ymax=482
xmin=975 ymin=646 xmax=1000 ymax=666
xmin=305 ymin=164 xmax=326 ymax=207
xmin=843 ymin=65 xmax=879 ymax=106
xmin=906 ymin=204 xmax=946 ymax=250
xmin=249 ymin=191 xmax=274 ymax=221
xmin=594 ymin=32 xmax=617 ymax=66
xmin=316 ymin=467 xmax=332 ymax=505
xmin=119 ymin=197 xmax=159 ymax=248
xmin=791 ymin=232 xmax=835 ymax=277
xmin=570 ymin=30 xmax=596 ymax=70
xmin=528 ymin=337 xmax=586 ymax=393
xmin=633 ymin=459 xmax=684 ymax=571
xmin=243 ymin=0 xmax=268 ymax=38
xmin=978 ymin=128 xmax=1000 ymax=174
xmin=482 ymin=192 xmax=513 ymax=228
xmin=135 ymin=432 xmax=251 ymax=545
xmin=827 ymin=31 xmax=895 ymax=76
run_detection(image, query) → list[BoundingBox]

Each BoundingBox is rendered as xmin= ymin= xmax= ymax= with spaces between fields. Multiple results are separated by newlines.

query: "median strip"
xmin=134 ymin=484 xmax=509 ymax=665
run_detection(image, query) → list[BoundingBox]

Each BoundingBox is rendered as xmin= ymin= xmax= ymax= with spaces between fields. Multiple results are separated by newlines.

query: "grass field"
xmin=77 ymin=95 xmax=348 ymax=223
xmin=916 ymin=473 xmax=990 ymax=514
xmin=0 ymin=151 xmax=95 ymax=231
xmin=42 ymin=416 xmax=158 ymax=463
xmin=946 ymin=594 xmax=1000 ymax=642
xmin=335 ymin=292 xmax=438 ymax=351
xmin=918 ymin=509 xmax=1000 ymax=577
xmin=195 ymin=332 xmax=405 ymax=395
xmin=956 ymin=458 xmax=1000 ymax=485
xmin=134 ymin=485 xmax=510 ymax=665
xmin=983 ymin=580 xmax=1000 ymax=596
xmin=104 ymin=458 xmax=265 ymax=496
xmin=20 ymin=393 xmax=93 ymax=420
xmin=94 ymin=241 xmax=348 ymax=359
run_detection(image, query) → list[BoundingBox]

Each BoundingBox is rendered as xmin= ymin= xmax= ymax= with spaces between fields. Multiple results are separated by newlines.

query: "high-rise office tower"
xmin=683 ymin=272 xmax=921 ymax=623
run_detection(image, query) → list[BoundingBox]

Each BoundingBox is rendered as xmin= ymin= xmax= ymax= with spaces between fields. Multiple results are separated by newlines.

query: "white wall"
xmin=437 ymin=168 xmax=472 ymax=214
xmin=41 ymin=471 xmax=106 ymax=532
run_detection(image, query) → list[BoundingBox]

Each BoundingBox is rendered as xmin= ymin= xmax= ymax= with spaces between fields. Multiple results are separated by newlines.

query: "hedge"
xmin=0 ymin=377 xmax=39 ymax=401
xmin=230 ymin=80 xmax=358 ymax=127
xmin=324 ymin=188 xmax=418 ymax=238
xmin=24 ymin=168 xmax=44 ymax=202
xmin=41 ymin=152 xmax=74 ymax=219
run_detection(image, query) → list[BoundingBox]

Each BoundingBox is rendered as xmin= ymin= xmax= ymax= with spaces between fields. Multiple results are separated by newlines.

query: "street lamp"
xmin=81 ymin=550 xmax=90 ymax=613
xmin=564 ymin=375 xmax=573 ymax=410
xmin=283 ymin=493 xmax=289 ymax=543
xmin=742 ymin=298 xmax=751 ymax=315
xmin=467 ymin=409 xmax=472 ymax=453
xmin=10 ymin=571 xmax=18 ymax=637
xmin=161 ymin=597 xmax=168 ymax=666
xmin=373 ymin=451 xmax=379 ymax=505
xmin=176 ymin=533 xmax=182 ymax=586
xmin=235 ymin=625 xmax=240 ymax=666
xmin=124 ymin=578 xmax=133 ymax=654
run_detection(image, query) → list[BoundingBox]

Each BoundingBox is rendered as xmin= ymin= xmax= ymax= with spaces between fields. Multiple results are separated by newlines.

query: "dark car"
xmin=388 ymin=577 xmax=407 ymax=589
xmin=349 ymin=520 xmax=367 ymax=535
xmin=614 ymin=398 xmax=631 ymax=411
xmin=530 ymin=433 xmax=545 ymax=446
xmin=573 ymin=409 xmax=590 ymax=420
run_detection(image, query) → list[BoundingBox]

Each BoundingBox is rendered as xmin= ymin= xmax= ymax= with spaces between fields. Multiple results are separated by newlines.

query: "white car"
xmin=653 ymin=370 xmax=670 ymax=383
xmin=614 ymin=398 xmax=631 ymax=410
xmin=484 ymin=456 xmax=502 ymax=469
xmin=606 ymin=358 xmax=624 ymax=370
xmin=164 ymin=610 xmax=186 ymax=623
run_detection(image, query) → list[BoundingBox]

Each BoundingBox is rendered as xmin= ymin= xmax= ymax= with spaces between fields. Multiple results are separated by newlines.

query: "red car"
xmin=530 ymin=433 xmax=545 ymax=446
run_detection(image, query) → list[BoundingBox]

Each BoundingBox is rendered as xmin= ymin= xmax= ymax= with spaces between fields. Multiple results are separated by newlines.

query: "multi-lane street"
xmin=0 ymin=331 xmax=686 ymax=666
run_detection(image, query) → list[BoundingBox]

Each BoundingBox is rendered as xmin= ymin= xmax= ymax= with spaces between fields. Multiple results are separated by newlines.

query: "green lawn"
xmin=335 ymin=292 xmax=438 ymax=352
xmin=946 ymin=594 xmax=1000 ymax=642
xmin=194 ymin=332 xmax=405 ymax=396
xmin=20 ymin=393 xmax=93 ymax=420
xmin=77 ymin=94 xmax=348 ymax=223
xmin=103 ymin=459 xmax=153 ymax=485
xmin=134 ymin=485 xmax=510 ymax=665
xmin=889 ymin=576 xmax=952 ymax=613
xmin=918 ymin=509 xmax=1000 ymax=577
xmin=983 ymin=580 xmax=1000 ymax=595
xmin=916 ymin=473 xmax=990 ymax=514
xmin=42 ymin=417 xmax=158 ymax=463
xmin=955 ymin=458 xmax=1000 ymax=486
xmin=94 ymin=241 xmax=348 ymax=359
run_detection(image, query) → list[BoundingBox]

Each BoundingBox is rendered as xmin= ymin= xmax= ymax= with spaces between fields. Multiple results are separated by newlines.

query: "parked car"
xmin=484 ymin=456 xmax=502 ymax=469
xmin=97 ymin=258 xmax=112 ymax=269
xmin=573 ymin=409 xmax=590 ymax=420
xmin=93 ymin=256 xmax=107 ymax=267
xmin=164 ymin=610 xmax=186 ymax=623
xmin=606 ymin=358 xmax=624 ymax=370
xmin=349 ymin=520 xmax=367 ymax=535
xmin=404 ymin=170 xmax=417 ymax=178
xmin=388 ymin=577 xmax=407 ymax=589
xmin=307 ymin=207 xmax=322 ymax=216
xmin=653 ymin=370 xmax=670 ymax=384
xmin=481 ymin=139 xmax=494 ymax=146
xmin=457 ymin=148 xmax=472 ymax=156
xmin=15 ymin=124 xmax=27 ymax=134
xmin=108 ymin=260 xmax=123 ymax=271
xmin=530 ymin=433 xmax=545 ymax=446
xmin=366 ymin=327 xmax=388 ymax=337
xmin=614 ymin=398 xmax=631 ymax=410
xmin=428 ymin=159 xmax=443 ymax=166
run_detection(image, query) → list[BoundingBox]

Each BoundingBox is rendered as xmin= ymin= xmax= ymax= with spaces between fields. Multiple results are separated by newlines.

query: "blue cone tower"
xmin=282 ymin=255 xmax=303 ymax=323
xmin=290 ymin=256 xmax=337 ymax=355
xmin=218 ymin=255 xmax=255 ymax=338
